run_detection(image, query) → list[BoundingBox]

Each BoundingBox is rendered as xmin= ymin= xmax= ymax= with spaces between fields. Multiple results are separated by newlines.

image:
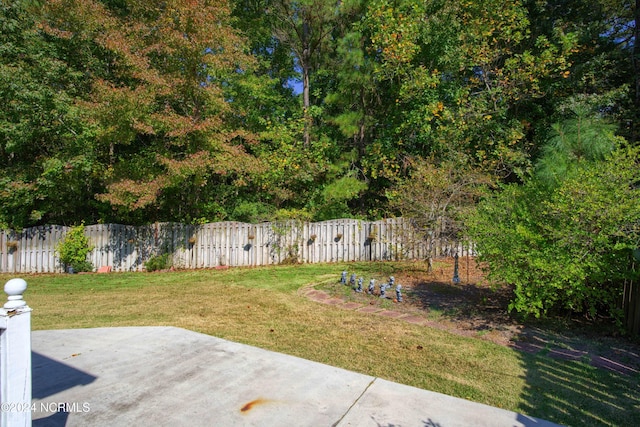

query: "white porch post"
xmin=0 ymin=278 xmax=32 ymax=427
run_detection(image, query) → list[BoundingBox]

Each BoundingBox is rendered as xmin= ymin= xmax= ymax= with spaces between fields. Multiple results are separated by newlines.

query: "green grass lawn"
xmin=5 ymin=262 xmax=639 ymax=426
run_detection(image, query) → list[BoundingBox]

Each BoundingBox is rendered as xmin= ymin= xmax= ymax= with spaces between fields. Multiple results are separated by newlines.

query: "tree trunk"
xmin=303 ymin=59 xmax=311 ymax=146
xmin=302 ymin=19 xmax=311 ymax=147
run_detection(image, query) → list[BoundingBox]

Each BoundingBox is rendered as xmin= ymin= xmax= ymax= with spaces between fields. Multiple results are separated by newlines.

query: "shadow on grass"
xmin=401 ymin=276 xmax=640 ymax=426
xmin=407 ymin=278 xmax=515 ymax=331
xmin=517 ymin=351 xmax=640 ymax=426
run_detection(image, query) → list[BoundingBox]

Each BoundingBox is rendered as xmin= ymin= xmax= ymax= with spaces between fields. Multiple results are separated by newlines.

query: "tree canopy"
xmin=0 ymin=0 xmax=637 ymax=228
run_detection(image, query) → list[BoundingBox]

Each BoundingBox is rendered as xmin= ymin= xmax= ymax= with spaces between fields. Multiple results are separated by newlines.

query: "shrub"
xmin=144 ymin=253 xmax=172 ymax=272
xmin=466 ymin=147 xmax=640 ymax=325
xmin=279 ymin=245 xmax=300 ymax=265
xmin=56 ymin=223 xmax=94 ymax=272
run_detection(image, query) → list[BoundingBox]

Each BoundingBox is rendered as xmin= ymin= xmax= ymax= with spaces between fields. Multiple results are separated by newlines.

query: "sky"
xmin=285 ymin=78 xmax=303 ymax=95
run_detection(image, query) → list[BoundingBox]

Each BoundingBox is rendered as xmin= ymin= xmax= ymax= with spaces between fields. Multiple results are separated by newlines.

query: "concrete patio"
xmin=31 ymin=326 xmax=562 ymax=426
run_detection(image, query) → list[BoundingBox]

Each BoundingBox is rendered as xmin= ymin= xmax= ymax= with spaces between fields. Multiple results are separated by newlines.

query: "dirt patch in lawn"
xmin=316 ymin=257 xmax=640 ymax=377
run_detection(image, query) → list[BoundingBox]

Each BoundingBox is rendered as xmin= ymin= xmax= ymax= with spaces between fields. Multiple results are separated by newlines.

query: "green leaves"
xmin=467 ymin=145 xmax=640 ymax=324
xmin=367 ymin=0 xmax=425 ymax=74
xmin=56 ymin=223 xmax=94 ymax=272
xmin=312 ymin=173 xmax=368 ymax=221
xmin=535 ymin=108 xmax=621 ymax=187
xmin=0 ymin=0 xmax=102 ymax=228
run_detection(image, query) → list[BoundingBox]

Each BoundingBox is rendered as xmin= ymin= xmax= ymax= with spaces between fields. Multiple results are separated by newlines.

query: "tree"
xmin=231 ymin=0 xmax=298 ymax=89
xmin=41 ymin=0 xmax=263 ymax=223
xmin=466 ymin=119 xmax=639 ymax=325
xmin=268 ymin=0 xmax=340 ymax=146
xmin=525 ymin=0 xmax=639 ymax=143
xmin=389 ymin=157 xmax=489 ymax=268
xmin=2 ymin=0 xmax=638 ymax=228
xmin=0 ymin=0 xmax=103 ymax=228
xmin=535 ymin=103 xmax=619 ymax=186
xmin=321 ymin=0 xmax=580 ymax=225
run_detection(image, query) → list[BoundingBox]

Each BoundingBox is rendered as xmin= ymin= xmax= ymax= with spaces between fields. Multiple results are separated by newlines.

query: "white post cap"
xmin=4 ymin=278 xmax=27 ymax=309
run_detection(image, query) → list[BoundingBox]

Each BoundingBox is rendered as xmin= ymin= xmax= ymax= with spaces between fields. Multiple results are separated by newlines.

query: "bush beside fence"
xmin=0 ymin=218 xmax=472 ymax=273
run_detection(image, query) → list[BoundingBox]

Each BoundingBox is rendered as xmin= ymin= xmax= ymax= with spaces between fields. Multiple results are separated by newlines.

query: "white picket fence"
xmin=0 ymin=218 xmax=472 ymax=273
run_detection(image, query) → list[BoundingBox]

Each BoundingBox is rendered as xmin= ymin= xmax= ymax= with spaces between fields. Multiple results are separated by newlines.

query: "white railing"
xmin=0 ymin=278 xmax=31 ymax=427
